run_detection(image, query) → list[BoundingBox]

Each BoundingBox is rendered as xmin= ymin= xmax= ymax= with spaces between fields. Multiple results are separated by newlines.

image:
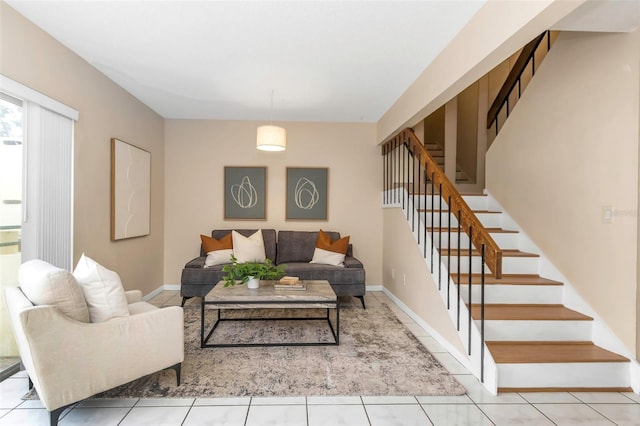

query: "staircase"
xmin=382 ymin=129 xmax=633 ymax=394
xmin=421 ymin=193 xmax=631 ymax=392
xmin=423 ymin=142 xmax=471 ymax=184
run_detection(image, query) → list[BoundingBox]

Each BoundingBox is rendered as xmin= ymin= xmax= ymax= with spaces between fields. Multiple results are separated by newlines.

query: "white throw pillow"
xmin=73 ymin=254 xmax=130 ymax=323
xmin=310 ymin=248 xmax=345 ymax=267
xmin=232 ymin=230 xmax=266 ymax=263
xmin=19 ymin=259 xmax=90 ymax=323
xmin=205 ymin=248 xmax=234 ymax=267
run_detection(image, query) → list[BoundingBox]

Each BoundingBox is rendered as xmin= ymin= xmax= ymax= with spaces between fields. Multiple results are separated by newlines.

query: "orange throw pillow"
xmin=201 ymin=234 xmax=233 ymax=252
xmin=200 ymin=234 xmax=233 ymax=267
xmin=310 ymin=230 xmax=349 ymax=266
xmin=315 ymin=229 xmax=349 ymax=254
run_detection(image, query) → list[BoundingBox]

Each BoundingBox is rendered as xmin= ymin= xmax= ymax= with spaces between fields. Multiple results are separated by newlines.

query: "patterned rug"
xmin=30 ymin=301 xmax=466 ymax=398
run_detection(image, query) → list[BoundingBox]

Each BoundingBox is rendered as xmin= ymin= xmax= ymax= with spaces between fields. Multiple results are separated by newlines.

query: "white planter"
xmin=247 ymin=276 xmax=260 ymax=289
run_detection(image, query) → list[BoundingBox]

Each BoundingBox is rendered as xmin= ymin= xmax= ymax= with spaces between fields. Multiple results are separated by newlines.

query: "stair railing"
xmin=487 ymin=31 xmax=552 ymax=136
xmin=382 ymin=127 xmax=503 ymax=382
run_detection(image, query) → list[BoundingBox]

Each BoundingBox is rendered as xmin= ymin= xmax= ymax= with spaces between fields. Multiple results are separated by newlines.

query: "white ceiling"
xmin=6 ymin=0 xmax=487 ymax=122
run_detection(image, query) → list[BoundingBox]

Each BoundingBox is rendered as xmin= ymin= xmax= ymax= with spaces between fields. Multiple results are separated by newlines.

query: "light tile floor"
xmin=1 ymin=290 xmax=639 ymax=426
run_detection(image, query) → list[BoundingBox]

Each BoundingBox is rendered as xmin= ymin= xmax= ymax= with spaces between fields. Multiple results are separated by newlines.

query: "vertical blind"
xmin=1 ymin=75 xmax=78 ymax=271
xmin=21 ymin=104 xmax=74 ymax=270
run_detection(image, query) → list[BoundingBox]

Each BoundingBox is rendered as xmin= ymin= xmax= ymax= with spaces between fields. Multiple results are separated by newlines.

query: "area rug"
xmin=30 ymin=301 xmax=465 ymax=398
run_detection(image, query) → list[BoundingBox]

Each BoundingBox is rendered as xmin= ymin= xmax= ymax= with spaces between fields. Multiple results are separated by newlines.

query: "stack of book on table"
xmin=274 ymin=276 xmax=306 ymax=291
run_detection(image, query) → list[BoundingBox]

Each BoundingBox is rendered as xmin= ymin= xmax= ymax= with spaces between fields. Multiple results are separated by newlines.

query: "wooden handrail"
xmin=486 ymin=32 xmax=548 ymax=129
xmin=382 ymin=128 xmax=503 ymax=278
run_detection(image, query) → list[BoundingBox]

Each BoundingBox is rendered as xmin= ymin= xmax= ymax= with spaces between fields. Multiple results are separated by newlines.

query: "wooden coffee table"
xmin=200 ymin=280 xmax=339 ymax=348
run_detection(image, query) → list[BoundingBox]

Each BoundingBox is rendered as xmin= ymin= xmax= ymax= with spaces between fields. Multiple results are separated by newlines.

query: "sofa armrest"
xmin=125 ymin=290 xmax=143 ymax=304
xmin=343 ymin=256 xmax=364 ymax=269
xmin=184 ymin=256 xmax=206 ymax=269
xmin=15 ymin=303 xmax=184 ymax=411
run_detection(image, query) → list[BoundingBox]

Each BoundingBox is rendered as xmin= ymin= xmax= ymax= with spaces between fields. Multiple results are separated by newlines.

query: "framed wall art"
xmin=111 ymin=138 xmax=151 ymax=240
xmin=286 ymin=167 xmax=328 ymax=220
xmin=224 ymin=166 xmax=267 ymax=220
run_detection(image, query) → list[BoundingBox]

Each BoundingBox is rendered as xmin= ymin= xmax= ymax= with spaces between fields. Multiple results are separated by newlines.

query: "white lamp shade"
xmin=257 ymin=125 xmax=286 ymax=151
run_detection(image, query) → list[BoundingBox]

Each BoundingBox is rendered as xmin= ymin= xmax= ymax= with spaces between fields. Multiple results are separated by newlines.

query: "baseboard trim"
xmin=164 ymin=284 xmax=181 ymax=291
xmin=382 ymin=287 xmax=472 ymax=371
xmin=499 ymin=387 xmax=633 ymax=393
xmin=143 ymin=286 xmax=166 ymax=302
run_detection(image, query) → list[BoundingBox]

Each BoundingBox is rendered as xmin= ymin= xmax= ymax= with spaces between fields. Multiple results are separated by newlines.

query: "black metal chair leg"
xmin=28 ymin=376 xmax=33 ymax=390
xmin=181 ymin=297 xmax=190 ymax=307
xmin=49 ymin=404 xmax=69 ymax=426
xmin=165 ymin=362 xmax=182 ymax=386
xmin=357 ymin=296 xmax=366 ymax=309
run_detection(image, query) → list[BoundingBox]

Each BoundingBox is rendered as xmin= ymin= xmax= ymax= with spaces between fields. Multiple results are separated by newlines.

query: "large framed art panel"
xmin=286 ymin=167 xmax=328 ymax=220
xmin=224 ymin=166 xmax=267 ymax=220
xmin=111 ymin=138 xmax=151 ymax=240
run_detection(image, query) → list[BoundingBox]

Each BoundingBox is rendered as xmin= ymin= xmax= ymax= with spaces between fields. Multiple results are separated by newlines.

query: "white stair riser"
xmin=480 ymin=320 xmax=592 ymax=341
xmin=420 ymin=212 xmax=502 ymax=228
xmin=447 ymin=256 xmax=539 ymax=275
xmin=496 ymin=362 xmax=630 ymax=388
xmin=390 ymin=195 xmax=488 ymax=210
xmin=430 ymin=231 xmax=519 ymax=250
xmin=462 ymin=195 xmax=489 ymax=211
xmin=411 ymin=195 xmax=489 ymax=211
xmin=393 ymin=194 xmax=492 ymax=211
xmin=490 ymin=233 xmax=520 ymax=250
xmin=458 ymin=285 xmax=562 ymax=304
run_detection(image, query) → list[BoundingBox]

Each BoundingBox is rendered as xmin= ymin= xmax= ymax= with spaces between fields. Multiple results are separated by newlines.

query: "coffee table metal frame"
xmin=200 ymin=280 xmax=339 ymax=348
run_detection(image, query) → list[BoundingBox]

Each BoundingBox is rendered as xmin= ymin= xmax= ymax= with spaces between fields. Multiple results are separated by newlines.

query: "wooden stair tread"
xmin=427 ymin=227 xmax=519 ymax=234
xmin=440 ymin=248 xmax=539 ymax=258
xmin=487 ymin=341 xmax=629 ymax=364
xmin=419 ymin=209 xmax=501 ymax=214
xmin=453 ymin=273 xmax=563 ymax=286
xmin=471 ymin=304 xmax=593 ymax=321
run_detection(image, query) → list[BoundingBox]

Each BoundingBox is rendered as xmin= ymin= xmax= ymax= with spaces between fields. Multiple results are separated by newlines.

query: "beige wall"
xmin=424 ymin=106 xmax=445 ymax=149
xmin=0 ymin=3 xmax=165 ymax=295
xmin=486 ymin=30 xmax=640 ymax=356
xmin=456 ymin=82 xmax=479 ymax=182
xmin=383 ymin=208 xmax=465 ymax=354
xmin=163 ymin=120 xmax=382 ymax=286
xmin=377 ymin=0 xmax=585 ymax=144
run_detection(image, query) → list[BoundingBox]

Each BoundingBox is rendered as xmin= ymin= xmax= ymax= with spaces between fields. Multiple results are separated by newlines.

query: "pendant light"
xmin=257 ymin=90 xmax=286 ymax=151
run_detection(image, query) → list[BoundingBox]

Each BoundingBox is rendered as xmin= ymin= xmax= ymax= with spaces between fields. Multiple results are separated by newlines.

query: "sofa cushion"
xmin=277 ymin=230 xmax=342 ymax=264
xmin=283 ymin=262 xmax=365 ymax=284
xmin=201 ymin=233 xmax=232 ymax=252
xmin=73 ymin=254 xmax=130 ymax=323
xmin=232 ymin=230 xmax=266 ymax=263
xmin=205 ymin=249 xmax=233 ymax=267
xmin=19 ymin=259 xmax=90 ymax=323
xmin=316 ymin=229 xmax=349 ymax=254
xmin=201 ymin=234 xmax=233 ymax=267
xmin=210 ymin=229 xmax=277 ymax=263
xmin=310 ymin=249 xmax=345 ymax=266
xmin=310 ymin=229 xmax=349 ymax=266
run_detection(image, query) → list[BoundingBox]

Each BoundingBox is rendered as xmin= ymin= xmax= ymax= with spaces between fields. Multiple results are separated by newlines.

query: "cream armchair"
xmin=5 ymin=262 xmax=184 ymax=426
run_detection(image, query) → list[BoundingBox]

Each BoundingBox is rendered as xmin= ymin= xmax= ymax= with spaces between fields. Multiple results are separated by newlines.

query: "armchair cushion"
xmin=73 ymin=254 xmax=130 ymax=323
xmin=18 ymin=259 xmax=89 ymax=323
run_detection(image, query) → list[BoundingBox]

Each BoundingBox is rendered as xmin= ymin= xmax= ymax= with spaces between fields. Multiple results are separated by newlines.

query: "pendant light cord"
xmin=269 ymin=89 xmax=274 ymax=124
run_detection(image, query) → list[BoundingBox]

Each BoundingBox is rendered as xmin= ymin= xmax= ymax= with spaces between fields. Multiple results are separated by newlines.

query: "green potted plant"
xmin=222 ymin=255 xmax=286 ymax=288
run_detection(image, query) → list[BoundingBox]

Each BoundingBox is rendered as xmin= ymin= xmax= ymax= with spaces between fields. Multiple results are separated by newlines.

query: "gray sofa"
xmin=180 ymin=229 xmax=366 ymax=308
